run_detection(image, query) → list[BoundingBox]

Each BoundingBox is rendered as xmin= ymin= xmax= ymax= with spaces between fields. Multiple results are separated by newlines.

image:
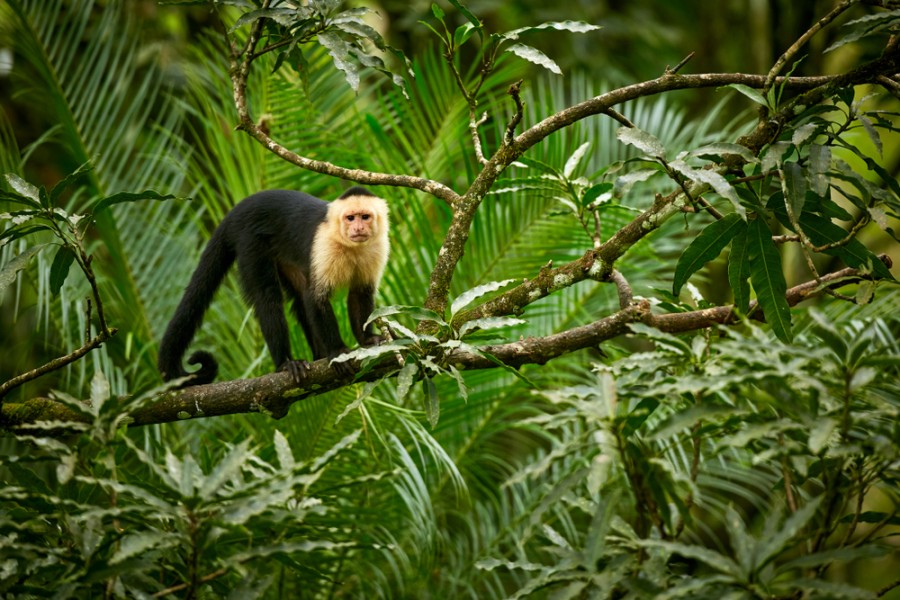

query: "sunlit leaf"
xmin=503 ymin=43 xmax=561 ymax=75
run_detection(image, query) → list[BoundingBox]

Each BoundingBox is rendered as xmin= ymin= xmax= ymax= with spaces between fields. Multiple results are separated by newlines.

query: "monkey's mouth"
xmin=349 ymin=234 xmax=370 ymax=243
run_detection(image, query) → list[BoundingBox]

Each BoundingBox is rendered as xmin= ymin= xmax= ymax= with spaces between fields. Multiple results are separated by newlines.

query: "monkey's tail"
xmin=157 ymin=228 xmax=234 ymax=386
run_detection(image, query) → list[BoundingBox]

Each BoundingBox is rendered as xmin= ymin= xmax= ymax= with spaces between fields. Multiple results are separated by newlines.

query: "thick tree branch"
xmin=3 ymin=260 xmax=888 ymax=431
xmin=422 ymin=50 xmax=899 ymax=317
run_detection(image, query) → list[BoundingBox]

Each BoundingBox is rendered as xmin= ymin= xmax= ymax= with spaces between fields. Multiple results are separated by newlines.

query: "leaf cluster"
xmin=474 ymin=316 xmax=900 ymax=597
xmin=0 ymin=372 xmax=394 ymax=597
xmin=227 ymin=0 xmax=409 ymax=93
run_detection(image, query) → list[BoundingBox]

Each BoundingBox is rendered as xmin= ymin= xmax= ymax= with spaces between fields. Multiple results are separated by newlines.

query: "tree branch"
xmin=3 ymin=259 xmax=887 ymax=430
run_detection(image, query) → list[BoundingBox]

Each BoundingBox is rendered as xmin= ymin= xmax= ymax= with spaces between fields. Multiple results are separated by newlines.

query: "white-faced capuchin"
xmin=157 ymin=186 xmax=390 ymax=386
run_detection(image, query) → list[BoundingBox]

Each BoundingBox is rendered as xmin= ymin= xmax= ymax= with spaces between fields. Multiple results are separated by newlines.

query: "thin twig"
xmin=470 ymin=111 xmax=489 ymax=165
xmin=505 ymin=80 xmax=524 ymax=145
xmin=607 ymin=269 xmax=633 ymax=309
xmin=666 ymin=52 xmax=696 ymax=75
xmin=0 ymin=329 xmax=117 ymax=399
xmin=763 ymin=0 xmax=858 ymax=94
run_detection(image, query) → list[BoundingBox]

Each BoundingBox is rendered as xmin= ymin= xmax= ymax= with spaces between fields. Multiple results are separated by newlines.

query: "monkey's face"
xmin=340 ymin=208 xmax=380 ymax=244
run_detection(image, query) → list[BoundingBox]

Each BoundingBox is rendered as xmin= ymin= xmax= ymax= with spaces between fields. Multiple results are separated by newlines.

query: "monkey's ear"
xmin=339 ymin=186 xmax=375 ymax=199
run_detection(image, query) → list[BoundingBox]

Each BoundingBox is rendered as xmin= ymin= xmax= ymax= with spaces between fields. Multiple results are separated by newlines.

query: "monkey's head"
xmin=332 ymin=193 xmax=389 ymax=246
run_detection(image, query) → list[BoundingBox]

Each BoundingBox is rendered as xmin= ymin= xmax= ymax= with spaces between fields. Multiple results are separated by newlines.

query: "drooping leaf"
xmin=396 ymin=360 xmax=419 ymax=400
xmin=317 ymin=31 xmax=361 ymax=91
xmin=49 ymin=245 xmax=76 ymax=296
xmin=616 ymin=126 xmax=666 ymax=159
xmin=503 ymin=43 xmax=561 ymax=75
xmin=673 ymin=213 xmax=745 ymax=296
xmin=669 ymin=159 xmax=745 ymax=218
xmin=781 ymin=161 xmax=807 ymax=219
xmin=93 ymin=190 xmax=179 ymax=214
xmin=808 ymin=144 xmax=831 ymax=197
xmin=423 ymin=376 xmax=439 ymax=428
xmin=747 ymin=218 xmax=792 ymax=342
xmin=0 ymin=245 xmax=46 ymax=295
xmin=728 ymin=226 xmax=752 ymax=314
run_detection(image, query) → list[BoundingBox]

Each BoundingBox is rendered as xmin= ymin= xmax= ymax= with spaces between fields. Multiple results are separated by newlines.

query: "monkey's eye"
xmin=361 ymin=214 xmax=371 ymax=221
xmin=346 ymin=215 xmax=355 ymax=222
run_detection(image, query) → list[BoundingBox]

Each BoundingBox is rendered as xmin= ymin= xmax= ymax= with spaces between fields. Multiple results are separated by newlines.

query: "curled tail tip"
xmin=187 ymin=351 xmax=218 ymax=385
xmin=159 ymin=350 xmax=218 ymax=387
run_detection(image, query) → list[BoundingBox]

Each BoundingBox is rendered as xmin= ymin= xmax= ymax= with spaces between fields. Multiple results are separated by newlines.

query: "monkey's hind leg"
xmin=238 ymin=257 xmax=309 ymax=383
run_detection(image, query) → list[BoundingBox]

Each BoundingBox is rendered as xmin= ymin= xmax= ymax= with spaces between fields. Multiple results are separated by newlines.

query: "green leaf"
xmin=503 ymin=43 xmax=561 ymax=75
xmin=757 ymin=497 xmax=822 ymax=568
xmin=199 ymin=439 xmax=251 ymax=500
xmin=782 ymin=161 xmax=808 ymax=218
xmin=396 ymin=360 xmax=419 ymax=400
xmin=640 ymin=539 xmax=742 ymax=577
xmin=458 ymin=316 xmax=526 ymax=339
xmin=93 ymin=190 xmax=178 ymax=214
xmin=683 ymin=143 xmax=758 ymax=163
xmin=447 ymin=0 xmax=482 ymax=30
xmin=49 ymin=245 xmax=76 ymax=296
xmin=431 ymin=2 xmax=445 ymax=20
xmin=49 ymin=162 xmax=93 ymax=207
xmin=799 ymin=212 xmax=894 ymax=280
xmin=423 ymin=376 xmax=439 ymax=429
xmin=318 ymin=31 xmax=361 ymax=91
xmin=450 ymin=279 xmax=516 ymax=316
xmin=0 ymin=245 xmax=46 ymax=295
xmin=5 ymin=173 xmax=41 ymax=204
xmin=728 ymin=226 xmax=752 ymax=314
xmin=725 ymin=83 xmax=769 ymax=107
xmin=0 ymin=188 xmax=41 ymax=210
xmin=673 ymin=213 xmax=745 ymax=296
xmin=669 ymin=159 xmax=745 ymax=218
xmin=499 ymin=20 xmax=601 ymax=41
xmin=582 ymin=182 xmax=612 ymax=207
xmin=454 ymin=22 xmax=478 ymax=47
xmin=563 ymin=141 xmax=591 ymax=179
xmin=748 ymin=218 xmax=792 ymax=342
xmin=0 ymin=223 xmax=55 ymax=247
xmin=273 ymin=430 xmax=295 ymax=471
xmin=110 ymin=532 xmax=179 ymax=565
xmin=809 ymin=144 xmax=831 ymax=197
xmin=616 ymin=126 xmax=666 ymax=159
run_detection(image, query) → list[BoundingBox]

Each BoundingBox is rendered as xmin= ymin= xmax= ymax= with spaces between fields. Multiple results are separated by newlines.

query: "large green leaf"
xmin=748 ymin=218 xmax=792 ymax=342
xmin=673 ymin=213 xmax=746 ymax=296
xmin=728 ymin=225 xmax=752 ymax=314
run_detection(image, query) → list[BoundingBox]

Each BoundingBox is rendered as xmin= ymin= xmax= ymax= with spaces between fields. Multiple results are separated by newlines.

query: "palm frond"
xmin=5 ymin=0 xmax=191 ymax=394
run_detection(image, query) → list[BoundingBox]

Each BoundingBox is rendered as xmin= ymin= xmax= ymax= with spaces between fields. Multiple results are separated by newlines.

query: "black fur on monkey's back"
xmin=157 ymin=187 xmax=374 ymax=385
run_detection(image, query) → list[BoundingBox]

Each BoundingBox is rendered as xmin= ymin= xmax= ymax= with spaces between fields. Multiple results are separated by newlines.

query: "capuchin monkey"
xmin=157 ymin=186 xmax=389 ymax=386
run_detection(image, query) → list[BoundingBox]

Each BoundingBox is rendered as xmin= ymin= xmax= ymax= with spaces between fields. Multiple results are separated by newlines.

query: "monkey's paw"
xmin=279 ymin=359 xmax=311 ymax=385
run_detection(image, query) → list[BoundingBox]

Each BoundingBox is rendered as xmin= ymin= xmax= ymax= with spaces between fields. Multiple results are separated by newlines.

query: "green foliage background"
xmin=1 ymin=0 xmax=898 ymax=597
